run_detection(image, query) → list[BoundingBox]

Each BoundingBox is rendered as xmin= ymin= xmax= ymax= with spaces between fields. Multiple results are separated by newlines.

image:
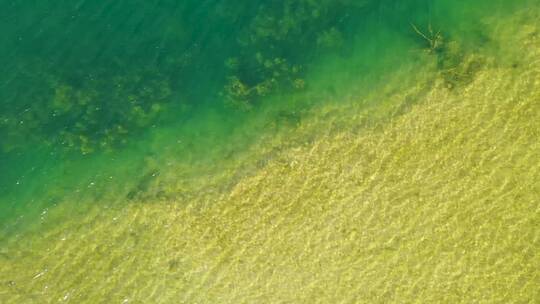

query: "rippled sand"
xmin=1 ymin=8 xmax=539 ymax=304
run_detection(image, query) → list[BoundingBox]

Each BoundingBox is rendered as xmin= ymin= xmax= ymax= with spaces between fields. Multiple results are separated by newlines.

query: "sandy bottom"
xmin=1 ymin=8 xmax=539 ymax=304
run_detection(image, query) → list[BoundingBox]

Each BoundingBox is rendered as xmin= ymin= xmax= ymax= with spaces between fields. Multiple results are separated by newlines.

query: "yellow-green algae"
xmin=1 ymin=5 xmax=540 ymax=304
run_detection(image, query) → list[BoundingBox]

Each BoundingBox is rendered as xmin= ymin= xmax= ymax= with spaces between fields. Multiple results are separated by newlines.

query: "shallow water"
xmin=0 ymin=0 xmax=539 ymax=303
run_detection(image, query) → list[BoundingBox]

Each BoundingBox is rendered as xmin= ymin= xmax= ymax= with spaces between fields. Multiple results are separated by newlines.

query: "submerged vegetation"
xmin=0 ymin=0 xmax=490 ymax=154
xmin=411 ymin=22 xmax=486 ymax=89
xmin=221 ymin=0 xmax=370 ymax=107
xmin=0 ymin=63 xmax=173 ymax=154
xmin=1 ymin=0 xmax=539 ymax=302
xmin=1 ymin=0 xmax=378 ymax=153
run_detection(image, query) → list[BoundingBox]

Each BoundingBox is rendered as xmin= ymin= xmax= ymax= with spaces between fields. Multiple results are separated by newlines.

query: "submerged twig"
xmin=411 ymin=22 xmax=443 ymax=52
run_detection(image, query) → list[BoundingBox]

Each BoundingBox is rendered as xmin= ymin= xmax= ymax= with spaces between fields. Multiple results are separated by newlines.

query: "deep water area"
xmin=0 ymin=0 xmax=521 ymax=233
xmin=0 ymin=0 xmax=539 ymax=302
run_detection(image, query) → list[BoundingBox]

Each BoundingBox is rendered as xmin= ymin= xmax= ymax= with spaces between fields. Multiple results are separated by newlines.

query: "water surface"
xmin=0 ymin=0 xmax=538 ymax=303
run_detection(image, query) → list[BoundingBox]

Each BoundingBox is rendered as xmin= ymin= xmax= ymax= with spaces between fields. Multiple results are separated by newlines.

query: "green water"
xmin=0 ymin=0 xmax=539 ymax=302
xmin=0 ymin=0 xmax=520 ymax=233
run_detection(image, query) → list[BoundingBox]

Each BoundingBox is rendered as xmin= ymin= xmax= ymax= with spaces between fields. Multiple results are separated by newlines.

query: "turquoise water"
xmin=1 ymin=1 xmax=539 ymax=303
xmin=0 ymin=0 xmax=530 ymax=235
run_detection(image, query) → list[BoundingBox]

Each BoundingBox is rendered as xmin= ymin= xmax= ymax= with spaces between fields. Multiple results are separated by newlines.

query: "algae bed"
xmin=0 ymin=0 xmax=539 ymax=303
